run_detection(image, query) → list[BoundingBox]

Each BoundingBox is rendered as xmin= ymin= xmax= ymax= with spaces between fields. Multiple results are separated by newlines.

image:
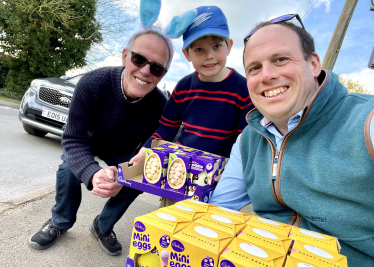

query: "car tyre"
xmin=22 ymin=123 xmax=48 ymax=137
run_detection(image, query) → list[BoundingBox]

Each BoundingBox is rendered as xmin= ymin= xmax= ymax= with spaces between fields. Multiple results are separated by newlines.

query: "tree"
xmin=84 ymin=0 xmax=137 ymax=68
xmin=0 ymin=0 xmax=102 ymax=97
xmin=338 ymin=74 xmax=371 ymax=94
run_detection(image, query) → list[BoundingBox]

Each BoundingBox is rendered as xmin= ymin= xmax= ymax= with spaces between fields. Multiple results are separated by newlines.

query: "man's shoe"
xmin=28 ymin=219 xmax=67 ymax=250
xmin=89 ymin=216 xmax=122 ymax=256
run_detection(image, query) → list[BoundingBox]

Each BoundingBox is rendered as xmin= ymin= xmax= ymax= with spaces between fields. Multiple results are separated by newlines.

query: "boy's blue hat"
xmin=183 ymin=6 xmax=229 ymax=49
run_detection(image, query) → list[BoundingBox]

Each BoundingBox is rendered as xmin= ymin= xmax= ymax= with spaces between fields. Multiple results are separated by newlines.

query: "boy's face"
xmin=183 ymin=36 xmax=233 ymax=82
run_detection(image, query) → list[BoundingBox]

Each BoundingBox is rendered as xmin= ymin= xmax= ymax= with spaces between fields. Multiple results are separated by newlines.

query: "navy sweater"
xmin=62 ymin=67 xmax=167 ymax=189
xmin=144 ymin=69 xmax=254 ymax=157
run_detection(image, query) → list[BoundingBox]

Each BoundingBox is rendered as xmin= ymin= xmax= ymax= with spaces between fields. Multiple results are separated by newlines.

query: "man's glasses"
xmin=128 ymin=50 xmax=168 ymax=77
xmin=243 ymin=14 xmax=305 ymax=44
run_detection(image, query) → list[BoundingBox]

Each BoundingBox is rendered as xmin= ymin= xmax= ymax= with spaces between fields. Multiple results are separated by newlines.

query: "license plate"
xmin=42 ymin=109 xmax=68 ymax=124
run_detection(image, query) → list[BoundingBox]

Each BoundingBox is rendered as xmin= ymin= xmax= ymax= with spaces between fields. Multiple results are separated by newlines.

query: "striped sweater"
xmin=143 ymin=69 xmax=254 ymax=157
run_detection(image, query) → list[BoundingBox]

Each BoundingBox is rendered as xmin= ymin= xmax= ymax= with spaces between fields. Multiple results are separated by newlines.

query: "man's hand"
xmin=129 ymin=147 xmax=146 ymax=166
xmin=91 ymin=166 xmax=122 ymax=198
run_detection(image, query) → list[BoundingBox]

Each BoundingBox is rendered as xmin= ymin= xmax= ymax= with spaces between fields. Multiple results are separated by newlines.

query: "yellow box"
xmin=210 ymin=206 xmax=252 ymax=223
xmin=247 ymin=216 xmax=292 ymax=237
xmin=168 ymin=221 xmax=234 ymax=267
xmin=157 ymin=203 xmax=206 ymax=221
xmin=289 ymin=226 xmax=340 ymax=253
xmin=239 ymin=224 xmax=293 ymax=254
xmin=195 ymin=212 xmax=247 ymax=237
xmin=175 ymin=199 xmax=218 ymax=212
xmin=127 ymin=210 xmax=191 ymax=267
xmin=218 ymin=237 xmax=287 ymax=267
xmin=288 ymin=240 xmax=347 ymax=267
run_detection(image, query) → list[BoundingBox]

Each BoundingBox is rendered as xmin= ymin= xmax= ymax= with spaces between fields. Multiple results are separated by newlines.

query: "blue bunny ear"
xmin=140 ymin=0 xmax=161 ymax=29
xmin=164 ymin=10 xmax=196 ymax=39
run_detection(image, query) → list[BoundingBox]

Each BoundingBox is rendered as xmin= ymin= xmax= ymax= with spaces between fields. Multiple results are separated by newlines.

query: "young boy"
xmin=130 ymin=5 xmax=253 ymax=167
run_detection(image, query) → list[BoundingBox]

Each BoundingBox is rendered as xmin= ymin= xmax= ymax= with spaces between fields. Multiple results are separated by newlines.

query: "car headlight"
xmin=29 ymin=80 xmax=42 ymax=93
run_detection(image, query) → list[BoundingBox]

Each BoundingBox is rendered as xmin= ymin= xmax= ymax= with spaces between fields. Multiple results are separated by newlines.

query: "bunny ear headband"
xmin=127 ymin=0 xmax=196 ymax=69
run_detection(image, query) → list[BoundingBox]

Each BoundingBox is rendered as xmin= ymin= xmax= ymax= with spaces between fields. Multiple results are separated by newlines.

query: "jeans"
xmin=51 ymin=151 xmax=141 ymax=235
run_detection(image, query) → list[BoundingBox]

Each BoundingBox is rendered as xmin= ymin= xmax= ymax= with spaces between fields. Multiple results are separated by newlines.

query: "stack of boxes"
xmin=126 ymin=200 xmax=348 ymax=267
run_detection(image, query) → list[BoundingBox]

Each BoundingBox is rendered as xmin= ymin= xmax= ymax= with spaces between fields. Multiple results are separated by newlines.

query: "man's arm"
xmin=209 ymin=134 xmax=251 ymax=210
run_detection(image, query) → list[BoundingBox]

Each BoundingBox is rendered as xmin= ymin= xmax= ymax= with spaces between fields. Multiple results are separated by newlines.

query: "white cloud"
xmin=314 ymin=0 xmax=333 ymax=13
xmin=341 ymin=68 xmax=374 ymax=94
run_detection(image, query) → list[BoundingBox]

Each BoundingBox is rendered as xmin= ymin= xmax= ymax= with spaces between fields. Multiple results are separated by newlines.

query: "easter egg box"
xmin=117 ymin=139 xmax=225 ymax=202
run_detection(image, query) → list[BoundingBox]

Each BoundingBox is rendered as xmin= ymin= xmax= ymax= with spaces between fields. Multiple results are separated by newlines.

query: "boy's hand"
xmin=214 ymin=174 xmax=222 ymax=182
xmin=129 ymin=147 xmax=146 ymax=166
xmin=91 ymin=166 xmax=122 ymax=198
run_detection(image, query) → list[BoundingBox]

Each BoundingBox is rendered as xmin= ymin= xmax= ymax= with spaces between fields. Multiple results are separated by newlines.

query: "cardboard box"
xmin=142 ymin=147 xmax=173 ymax=188
xmin=289 ymin=226 xmax=340 ymax=253
xmin=168 ymin=221 xmax=234 ymax=267
xmin=210 ymin=206 xmax=252 ymax=223
xmin=126 ymin=210 xmax=192 ymax=267
xmin=286 ymin=240 xmax=347 ymax=267
xmin=189 ymin=155 xmax=221 ymax=188
xmin=194 ymin=212 xmax=247 ymax=237
xmin=238 ymin=224 xmax=293 ymax=254
xmin=165 ymin=152 xmax=192 ymax=194
xmin=157 ymin=203 xmax=206 ymax=221
xmin=247 ymin=216 xmax=292 ymax=237
xmin=218 ymin=237 xmax=287 ymax=267
xmin=117 ymin=140 xmax=217 ymax=202
xmin=176 ymin=199 xmax=218 ymax=212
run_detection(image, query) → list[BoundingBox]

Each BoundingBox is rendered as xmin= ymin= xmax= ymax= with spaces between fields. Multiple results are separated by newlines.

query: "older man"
xmin=210 ymin=14 xmax=374 ymax=265
xmin=28 ymin=30 xmax=171 ymax=256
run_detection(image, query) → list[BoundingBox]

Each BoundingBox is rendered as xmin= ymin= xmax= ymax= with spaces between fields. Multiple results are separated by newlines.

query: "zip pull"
xmin=272 ymin=150 xmax=279 ymax=179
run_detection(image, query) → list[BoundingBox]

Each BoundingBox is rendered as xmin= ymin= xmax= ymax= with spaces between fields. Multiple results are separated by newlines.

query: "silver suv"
xmin=19 ymin=74 xmax=83 ymax=137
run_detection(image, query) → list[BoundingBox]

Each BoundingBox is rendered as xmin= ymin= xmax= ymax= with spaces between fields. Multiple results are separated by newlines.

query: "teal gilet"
xmin=241 ymin=71 xmax=374 ymax=265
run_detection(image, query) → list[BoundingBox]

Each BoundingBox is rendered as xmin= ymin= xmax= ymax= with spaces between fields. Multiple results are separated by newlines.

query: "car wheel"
xmin=22 ymin=123 xmax=48 ymax=137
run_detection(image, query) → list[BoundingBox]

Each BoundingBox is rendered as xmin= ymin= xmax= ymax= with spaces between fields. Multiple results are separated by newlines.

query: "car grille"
xmin=38 ymin=87 xmax=72 ymax=109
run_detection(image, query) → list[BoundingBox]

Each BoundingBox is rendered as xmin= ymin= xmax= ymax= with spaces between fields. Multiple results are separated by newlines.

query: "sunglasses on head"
xmin=243 ymin=14 xmax=305 ymax=44
xmin=128 ymin=50 xmax=168 ymax=77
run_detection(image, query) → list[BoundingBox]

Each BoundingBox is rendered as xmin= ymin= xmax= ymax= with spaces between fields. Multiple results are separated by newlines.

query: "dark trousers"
xmin=51 ymin=151 xmax=141 ymax=235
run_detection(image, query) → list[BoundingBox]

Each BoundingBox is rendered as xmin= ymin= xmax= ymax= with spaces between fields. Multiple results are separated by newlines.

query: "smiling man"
xmin=28 ymin=30 xmax=171 ymax=256
xmin=210 ymin=15 xmax=374 ymax=266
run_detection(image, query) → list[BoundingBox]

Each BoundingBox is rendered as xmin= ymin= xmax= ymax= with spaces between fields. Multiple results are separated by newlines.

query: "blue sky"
xmin=69 ymin=0 xmax=374 ymax=93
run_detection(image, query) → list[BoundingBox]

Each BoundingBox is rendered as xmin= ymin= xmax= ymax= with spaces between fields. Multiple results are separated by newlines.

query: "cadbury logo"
xmin=134 ymin=221 xmax=146 ymax=232
xmin=220 ymin=260 xmax=235 ymax=267
xmin=171 ymin=240 xmax=185 ymax=252
xmin=122 ymin=180 xmax=132 ymax=186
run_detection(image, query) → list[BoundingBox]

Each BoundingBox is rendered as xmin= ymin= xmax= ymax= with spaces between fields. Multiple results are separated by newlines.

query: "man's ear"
xmin=182 ymin=48 xmax=192 ymax=62
xmin=309 ymin=52 xmax=322 ymax=78
xmin=227 ymin=39 xmax=234 ymax=55
xmin=122 ymin=48 xmax=128 ymax=67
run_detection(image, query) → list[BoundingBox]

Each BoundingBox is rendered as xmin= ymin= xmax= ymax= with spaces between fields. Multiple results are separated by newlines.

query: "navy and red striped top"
xmin=143 ymin=69 xmax=254 ymax=157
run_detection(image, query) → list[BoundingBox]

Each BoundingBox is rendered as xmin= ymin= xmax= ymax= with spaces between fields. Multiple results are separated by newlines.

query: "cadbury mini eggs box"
xmin=175 ymin=199 xmax=218 ymax=213
xmin=288 ymin=226 xmax=340 ymax=253
xmin=210 ymin=206 xmax=252 ymax=223
xmin=238 ymin=224 xmax=293 ymax=255
xmin=157 ymin=203 xmax=206 ymax=221
xmin=126 ymin=210 xmax=191 ymax=267
xmin=143 ymin=148 xmax=174 ymax=188
xmin=168 ymin=221 xmax=234 ymax=267
xmin=218 ymin=237 xmax=287 ymax=267
xmin=195 ymin=212 xmax=247 ymax=237
xmin=286 ymin=240 xmax=347 ymax=267
xmin=247 ymin=216 xmax=292 ymax=237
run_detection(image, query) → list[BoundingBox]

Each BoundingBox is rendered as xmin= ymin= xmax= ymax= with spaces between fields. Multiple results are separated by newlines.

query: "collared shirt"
xmin=209 ymin=113 xmax=374 ymax=210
